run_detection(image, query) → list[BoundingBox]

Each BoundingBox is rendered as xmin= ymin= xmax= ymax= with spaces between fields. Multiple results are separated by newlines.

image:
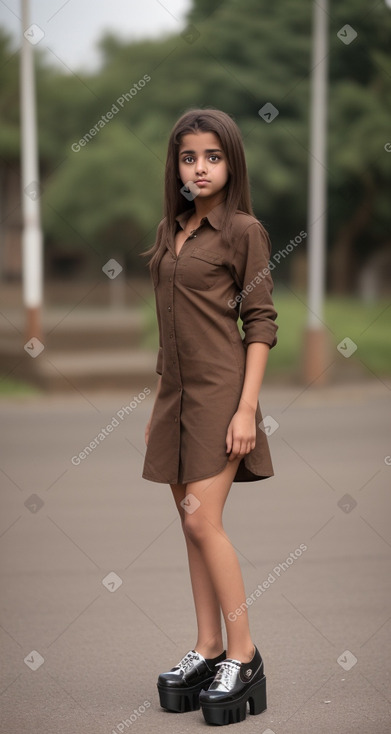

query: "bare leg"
xmin=171 ymin=457 xmax=255 ymax=663
xmin=170 ymin=482 xmax=224 ymax=659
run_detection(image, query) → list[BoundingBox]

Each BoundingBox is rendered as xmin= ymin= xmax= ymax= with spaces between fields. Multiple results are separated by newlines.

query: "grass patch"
xmin=0 ymin=376 xmax=42 ymax=397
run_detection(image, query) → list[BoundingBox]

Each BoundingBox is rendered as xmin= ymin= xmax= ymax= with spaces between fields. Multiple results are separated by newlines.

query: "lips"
xmin=195 ymin=179 xmax=210 ymax=184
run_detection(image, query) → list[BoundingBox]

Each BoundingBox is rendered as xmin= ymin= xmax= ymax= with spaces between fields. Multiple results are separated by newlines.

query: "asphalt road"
xmin=0 ymin=378 xmax=390 ymax=734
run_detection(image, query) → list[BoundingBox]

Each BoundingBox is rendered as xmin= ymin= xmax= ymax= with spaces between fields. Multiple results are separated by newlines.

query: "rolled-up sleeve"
xmin=230 ymin=222 xmax=278 ymax=349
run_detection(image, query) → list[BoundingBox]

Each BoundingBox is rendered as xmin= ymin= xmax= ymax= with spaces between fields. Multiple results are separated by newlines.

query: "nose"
xmin=195 ymin=157 xmax=207 ymax=175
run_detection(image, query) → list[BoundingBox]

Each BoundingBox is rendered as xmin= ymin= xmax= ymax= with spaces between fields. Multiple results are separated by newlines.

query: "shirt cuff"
xmin=243 ymin=329 xmax=278 ymax=349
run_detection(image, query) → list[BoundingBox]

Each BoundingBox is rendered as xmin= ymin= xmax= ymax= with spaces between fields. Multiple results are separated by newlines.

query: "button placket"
xmin=167 ymin=254 xmax=183 ymax=425
xmin=168 ymin=221 xmax=205 ymax=433
xmin=176 ymin=228 xmax=199 ymax=259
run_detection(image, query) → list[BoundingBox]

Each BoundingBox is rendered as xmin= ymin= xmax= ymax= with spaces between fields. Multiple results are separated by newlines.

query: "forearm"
xmin=238 ymin=341 xmax=270 ymax=413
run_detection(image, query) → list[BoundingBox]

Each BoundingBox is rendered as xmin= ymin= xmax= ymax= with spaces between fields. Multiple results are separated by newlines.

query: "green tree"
xmin=0 ymin=31 xmax=21 ymax=158
xmin=1 ymin=1 xmax=390 ymax=293
xmin=43 ymin=121 xmax=164 ymax=272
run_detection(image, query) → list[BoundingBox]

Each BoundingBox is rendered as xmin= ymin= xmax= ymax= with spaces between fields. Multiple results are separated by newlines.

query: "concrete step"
xmin=4 ymin=347 xmax=159 ymax=392
xmin=0 ymin=307 xmax=149 ymax=351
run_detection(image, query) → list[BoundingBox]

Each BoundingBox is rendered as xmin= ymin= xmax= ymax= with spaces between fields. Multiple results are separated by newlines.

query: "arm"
xmin=239 ymin=341 xmax=270 ymax=412
xmin=226 ymin=222 xmax=278 ymax=460
xmin=226 ymin=342 xmax=270 ymax=460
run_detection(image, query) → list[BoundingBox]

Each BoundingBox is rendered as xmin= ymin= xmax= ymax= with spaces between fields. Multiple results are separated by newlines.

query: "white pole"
xmin=307 ymin=0 xmax=328 ymax=327
xmin=20 ymin=0 xmax=43 ymax=341
xmin=302 ymin=0 xmax=331 ymax=383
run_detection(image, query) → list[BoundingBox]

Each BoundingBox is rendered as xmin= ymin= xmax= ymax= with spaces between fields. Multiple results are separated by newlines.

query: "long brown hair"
xmin=142 ymin=108 xmax=254 ymax=273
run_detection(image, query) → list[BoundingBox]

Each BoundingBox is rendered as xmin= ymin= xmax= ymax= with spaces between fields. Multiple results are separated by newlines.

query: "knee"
xmin=183 ymin=510 xmax=222 ymax=546
xmin=183 ymin=511 xmax=207 ymax=545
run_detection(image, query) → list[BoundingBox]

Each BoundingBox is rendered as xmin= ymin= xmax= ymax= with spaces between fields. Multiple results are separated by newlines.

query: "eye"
xmin=182 ymin=155 xmax=194 ymax=163
xmin=209 ymin=155 xmax=220 ymax=162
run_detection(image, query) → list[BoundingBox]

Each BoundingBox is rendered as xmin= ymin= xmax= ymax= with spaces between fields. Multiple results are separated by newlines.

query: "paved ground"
xmin=0 ymin=378 xmax=390 ymax=734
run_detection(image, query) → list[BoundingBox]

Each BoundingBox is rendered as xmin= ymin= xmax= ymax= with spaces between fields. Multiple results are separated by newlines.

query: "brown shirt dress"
xmin=142 ymin=200 xmax=278 ymax=485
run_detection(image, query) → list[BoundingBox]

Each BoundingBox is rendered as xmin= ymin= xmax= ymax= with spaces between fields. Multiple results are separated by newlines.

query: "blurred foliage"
xmin=0 ymin=32 xmax=20 ymax=156
xmin=0 ymin=375 xmax=41 ymax=396
xmin=1 ymin=0 xmax=391 ymax=286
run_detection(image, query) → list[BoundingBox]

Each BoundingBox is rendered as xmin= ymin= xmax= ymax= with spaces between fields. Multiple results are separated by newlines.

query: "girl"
xmin=142 ymin=108 xmax=278 ymax=726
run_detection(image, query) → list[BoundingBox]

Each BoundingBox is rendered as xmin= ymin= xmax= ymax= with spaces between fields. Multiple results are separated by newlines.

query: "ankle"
xmin=226 ymin=642 xmax=255 ymax=663
xmin=195 ymin=642 xmax=225 ymax=660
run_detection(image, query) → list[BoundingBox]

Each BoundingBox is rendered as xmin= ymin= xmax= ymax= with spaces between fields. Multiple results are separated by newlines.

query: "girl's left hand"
xmin=226 ymin=405 xmax=256 ymax=461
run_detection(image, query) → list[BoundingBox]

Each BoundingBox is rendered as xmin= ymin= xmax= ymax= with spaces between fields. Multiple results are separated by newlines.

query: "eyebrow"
xmin=179 ymin=148 xmax=223 ymax=154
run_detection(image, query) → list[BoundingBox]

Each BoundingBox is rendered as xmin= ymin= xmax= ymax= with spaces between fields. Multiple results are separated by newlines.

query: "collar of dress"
xmin=175 ymin=199 xmax=227 ymax=232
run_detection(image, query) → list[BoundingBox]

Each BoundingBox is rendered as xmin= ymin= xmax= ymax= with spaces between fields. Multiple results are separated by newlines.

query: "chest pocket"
xmin=177 ymin=247 xmax=225 ymax=290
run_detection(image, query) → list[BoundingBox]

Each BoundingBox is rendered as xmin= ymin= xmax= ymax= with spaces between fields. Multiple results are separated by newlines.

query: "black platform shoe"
xmin=199 ymin=644 xmax=266 ymax=725
xmin=157 ymin=648 xmax=227 ymax=713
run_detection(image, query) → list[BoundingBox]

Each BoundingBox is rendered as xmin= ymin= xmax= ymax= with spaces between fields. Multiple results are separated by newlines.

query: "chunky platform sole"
xmin=200 ymin=674 xmax=267 ymax=725
xmin=157 ymin=675 xmax=216 ymax=712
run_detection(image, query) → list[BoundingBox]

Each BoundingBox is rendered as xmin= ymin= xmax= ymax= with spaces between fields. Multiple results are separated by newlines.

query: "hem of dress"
xmin=238 ymin=453 xmax=274 ymax=482
xmin=142 ymin=460 xmax=229 ymax=485
xmin=142 ymin=459 xmax=274 ymax=485
xmin=142 ymin=471 xmax=176 ymax=484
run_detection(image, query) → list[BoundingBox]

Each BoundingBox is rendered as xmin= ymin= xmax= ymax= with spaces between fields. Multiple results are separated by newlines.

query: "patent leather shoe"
xmin=157 ymin=648 xmax=226 ymax=712
xmin=199 ymin=644 xmax=266 ymax=725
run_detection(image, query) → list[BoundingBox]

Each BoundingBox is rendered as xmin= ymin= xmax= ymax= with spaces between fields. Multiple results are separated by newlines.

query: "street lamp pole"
xmin=20 ymin=0 xmax=43 ymax=343
xmin=302 ymin=0 xmax=332 ymax=383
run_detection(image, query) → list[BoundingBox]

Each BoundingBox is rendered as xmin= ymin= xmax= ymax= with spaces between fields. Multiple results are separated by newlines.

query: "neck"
xmin=192 ymin=192 xmax=226 ymax=220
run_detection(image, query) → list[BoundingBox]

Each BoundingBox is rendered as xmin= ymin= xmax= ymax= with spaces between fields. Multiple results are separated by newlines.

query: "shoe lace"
xmin=213 ymin=660 xmax=241 ymax=690
xmin=175 ymin=650 xmax=202 ymax=674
